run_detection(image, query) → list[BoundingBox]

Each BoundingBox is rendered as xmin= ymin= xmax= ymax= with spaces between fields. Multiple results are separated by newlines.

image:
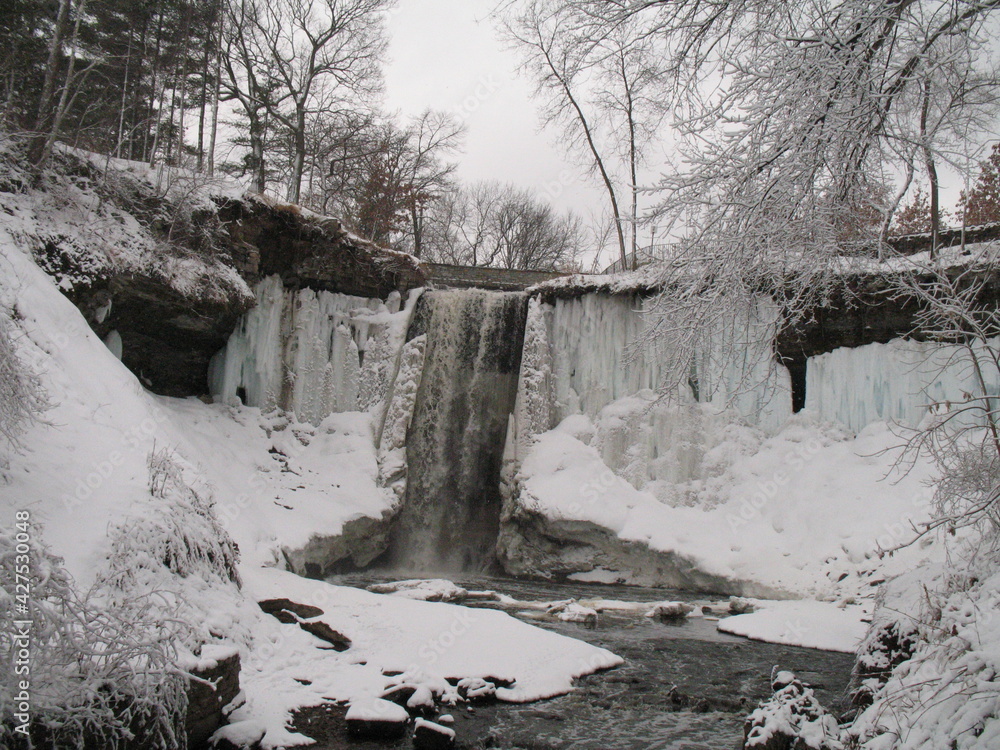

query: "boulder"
xmin=646 ymin=601 xmax=694 ymax=622
xmin=186 ymin=646 xmax=242 ymax=748
xmin=345 ymin=698 xmax=410 ymax=740
xmin=413 ymin=718 xmax=456 ymax=750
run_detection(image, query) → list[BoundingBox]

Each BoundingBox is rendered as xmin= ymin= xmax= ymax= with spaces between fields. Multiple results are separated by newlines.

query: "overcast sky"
xmin=382 ymin=0 xmax=614 ymax=266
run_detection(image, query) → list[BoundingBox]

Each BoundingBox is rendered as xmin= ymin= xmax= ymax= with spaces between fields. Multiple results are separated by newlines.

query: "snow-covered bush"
xmin=0 ymin=528 xmax=188 ymax=749
xmin=101 ymin=447 xmax=241 ymax=596
xmin=0 ymin=448 xmax=244 ymax=748
xmin=744 ymin=670 xmax=843 ymax=750
xmin=847 ymin=555 xmax=1000 ymax=749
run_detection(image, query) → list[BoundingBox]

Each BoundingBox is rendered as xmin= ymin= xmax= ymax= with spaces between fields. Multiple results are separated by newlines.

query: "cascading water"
xmin=388 ymin=289 xmax=528 ymax=573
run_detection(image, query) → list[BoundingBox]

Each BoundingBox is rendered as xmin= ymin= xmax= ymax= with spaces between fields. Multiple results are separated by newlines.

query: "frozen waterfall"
xmin=388 ymin=289 xmax=528 ymax=572
xmin=208 ymin=275 xmax=393 ymax=424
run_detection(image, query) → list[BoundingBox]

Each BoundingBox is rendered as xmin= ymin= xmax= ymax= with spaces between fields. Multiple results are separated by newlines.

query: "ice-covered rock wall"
xmin=544 ymin=293 xmax=791 ymax=430
xmin=504 ymin=292 xmax=792 ymax=501
xmin=805 ymin=337 xmax=1000 ymax=435
xmin=209 ymin=275 xmax=403 ymax=424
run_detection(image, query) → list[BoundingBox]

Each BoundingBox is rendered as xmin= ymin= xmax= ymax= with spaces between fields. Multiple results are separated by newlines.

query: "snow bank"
xmin=510 ymin=410 xmax=941 ymax=598
xmin=849 ymin=557 xmax=1000 ymax=749
xmin=233 ymin=568 xmax=621 ymax=746
xmin=718 ymin=600 xmax=870 ymax=653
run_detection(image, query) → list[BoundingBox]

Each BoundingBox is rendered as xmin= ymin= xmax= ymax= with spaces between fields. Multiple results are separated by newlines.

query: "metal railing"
xmin=602 ymin=244 xmax=679 ymax=274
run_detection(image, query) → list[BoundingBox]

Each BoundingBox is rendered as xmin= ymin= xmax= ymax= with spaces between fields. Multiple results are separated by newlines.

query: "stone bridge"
xmin=422 ymin=262 xmax=569 ymax=292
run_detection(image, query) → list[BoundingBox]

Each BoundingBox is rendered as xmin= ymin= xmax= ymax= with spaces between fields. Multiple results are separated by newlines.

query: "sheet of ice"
xmin=717 ymin=600 xmax=871 ymax=653
xmin=209 ymin=275 xmax=387 ymax=424
xmin=543 ymin=293 xmax=791 ymax=434
xmin=806 ymin=336 xmax=1000 ymax=435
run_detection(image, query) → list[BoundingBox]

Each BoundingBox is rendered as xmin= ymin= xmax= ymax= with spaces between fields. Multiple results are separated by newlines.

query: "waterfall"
xmin=388 ymin=289 xmax=528 ymax=573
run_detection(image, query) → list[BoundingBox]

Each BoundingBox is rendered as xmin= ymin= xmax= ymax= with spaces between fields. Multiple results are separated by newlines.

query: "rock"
xmin=210 ymin=720 xmax=266 ymax=750
xmin=283 ymin=511 xmax=395 ymax=578
xmin=186 ymin=646 xmax=242 ymax=748
xmin=413 ymin=718 xmax=456 ymax=749
xmin=730 ymin=596 xmax=756 ymax=615
xmin=497 ymin=505 xmax=786 ymax=597
xmin=380 ymin=684 xmax=419 ymax=707
xmin=406 ymin=685 xmax=437 ymax=715
xmin=646 ymin=601 xmax=694 ymax=622
xmin=366 ymin=579 xmax=468 ymax=603
xmin=345 ymin=698 xmax=410 ymax=740
xmin=257 ymin=599 xmax=351 ymax=651
xmin=457 ymin=677 xmax=497 ymax=702
xmin=546 ymin=600 xmax=599 ymax=625
xmin=257 ymin=598 xmax=324 ymax=619
xmin=297 ymin=619 xmax=351 ymax=651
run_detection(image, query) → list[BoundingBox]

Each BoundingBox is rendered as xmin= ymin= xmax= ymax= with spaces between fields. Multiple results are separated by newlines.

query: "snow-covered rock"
xmin=413 ymin=717 xmax=456 ymax=749
xmin=366 ymin=579 xmax=469 ymax=603
xmin=345 ymin=698 xmax=410 ymax=739
xmin=646 ymin=602 xmax=695 ymax=622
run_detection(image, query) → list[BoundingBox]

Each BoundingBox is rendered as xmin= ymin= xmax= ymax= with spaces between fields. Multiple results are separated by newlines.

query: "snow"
xmin=718 ymin=600 xmax=871 ymax=653
xmin=366 ymin=579 xmax=469 ymax=602
xmin=514 ymin=409 xmax=941 ymax=598
xmin=414 ymin=717 xmax=456 ymax=739
xmin=848 ymin=560 xmax=1000 ymax=749
xmin=0 ymin=139 xmax=253 ymax=306
xmin=345 ymin=698 xmax=409 ymax=723
xmin=242 ymin=568 xmax=623 ymax=711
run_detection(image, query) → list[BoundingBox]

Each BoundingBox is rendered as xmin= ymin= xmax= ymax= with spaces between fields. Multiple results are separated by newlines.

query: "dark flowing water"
xmin=295 ymin=576 xmax=856 ymax=750
xmin=386 ymin=291 xmax=528 ymax=573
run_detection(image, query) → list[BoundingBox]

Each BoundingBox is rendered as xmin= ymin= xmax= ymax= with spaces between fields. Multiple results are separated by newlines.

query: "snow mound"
xmin=718 ymin=600 xmax=870 ymax=653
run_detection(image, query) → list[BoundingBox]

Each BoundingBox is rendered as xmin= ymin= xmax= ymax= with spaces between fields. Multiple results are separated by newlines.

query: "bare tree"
xmin=423 ymin=180 xmax=585 ymax=271
xmin=400 ymin=110 xmax=465 ymax=257
xmin=223 ymin=0 xmax=393 ymax=202
xmin=502 ymin=0 xmax=631 ymax=269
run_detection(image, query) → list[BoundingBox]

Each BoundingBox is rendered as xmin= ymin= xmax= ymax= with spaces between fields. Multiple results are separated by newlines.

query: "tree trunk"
xmin=286 ymin=106 xmax=307 ymax=204
xmin=920 ymin=79 xmax=940 ymax=259
xmin=29 ymin=0 xmax=72 ymax=167
xmin=207 ymin=21 xmax=223 ymax=177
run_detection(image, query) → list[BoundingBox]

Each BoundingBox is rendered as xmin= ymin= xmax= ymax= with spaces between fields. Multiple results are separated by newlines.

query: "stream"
xmin=293 ymin=576 xmax=856 ymax=750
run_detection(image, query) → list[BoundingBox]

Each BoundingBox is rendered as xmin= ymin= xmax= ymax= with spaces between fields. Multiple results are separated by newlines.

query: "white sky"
xmin=382 ymin=0 xmax=615 ymax=266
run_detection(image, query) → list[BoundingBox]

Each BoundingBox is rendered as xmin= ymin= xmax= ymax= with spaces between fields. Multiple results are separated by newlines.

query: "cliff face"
xmin=5 ymin=142 xmax=424 ymax=397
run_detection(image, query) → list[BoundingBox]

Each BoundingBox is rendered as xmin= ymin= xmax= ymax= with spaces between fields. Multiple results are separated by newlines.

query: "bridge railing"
xmin=602 ymin=244 xmax=679 ymax=274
